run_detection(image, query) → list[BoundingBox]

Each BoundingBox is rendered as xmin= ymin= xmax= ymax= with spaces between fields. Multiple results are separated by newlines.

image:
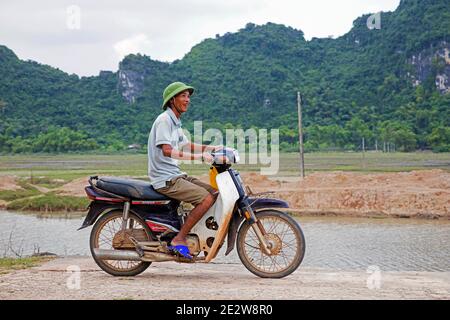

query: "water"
xmin=0 ymin=211 xmax=91 ymax=257
xmin=1 ymin=210 xmax=449 ymax=271
xmin=295 ymin=216 xmax=450 ymax=272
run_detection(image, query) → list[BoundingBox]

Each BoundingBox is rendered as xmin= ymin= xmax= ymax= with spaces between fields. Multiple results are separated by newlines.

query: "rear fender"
xmin=78 ymin=202 xmax=123 ymax=230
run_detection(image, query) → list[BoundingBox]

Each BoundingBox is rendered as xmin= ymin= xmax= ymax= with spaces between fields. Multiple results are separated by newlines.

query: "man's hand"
xmin=201 ymin=152 xmax=214 ymax=164
xmin=187 ymin=143 xmax=223 ymax=153
xmin=208 ymin=145 xmax=224 ymax=153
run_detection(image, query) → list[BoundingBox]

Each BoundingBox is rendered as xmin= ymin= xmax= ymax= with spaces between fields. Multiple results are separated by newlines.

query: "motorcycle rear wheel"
xmin=237 ymin=210 xmax=305 ymax=278
xmin=90 ymin=210 xmax=152 ymax=277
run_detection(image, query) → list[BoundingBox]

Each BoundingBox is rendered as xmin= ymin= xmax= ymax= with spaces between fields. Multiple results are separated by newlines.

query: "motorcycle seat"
xmin=96 ymin=177 xmax=171 ymax=201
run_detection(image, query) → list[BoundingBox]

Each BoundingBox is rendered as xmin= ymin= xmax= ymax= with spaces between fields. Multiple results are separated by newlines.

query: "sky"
xmin=0 ymin=0 xmax=401 ymax=76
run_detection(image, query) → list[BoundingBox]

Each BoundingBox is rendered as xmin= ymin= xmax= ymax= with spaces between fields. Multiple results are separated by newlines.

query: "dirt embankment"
xmin=0 ymin=176 xmax=22 ymax=208
xmin=57 ymin=177 xmax=90 ymax=197
xmin=1 ymin=170 xmax=449 ymax=219
xmin=238 ymin=170 xmax=450 ymax=219
xmin=0 ymin=176 xmax=23 ymax=191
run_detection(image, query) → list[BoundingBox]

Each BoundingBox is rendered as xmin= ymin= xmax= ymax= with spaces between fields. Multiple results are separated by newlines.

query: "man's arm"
xmin=184 ymin=142 xmax=222 ymax=153
xmin=160 ymin=144 xmax=213 ymax=162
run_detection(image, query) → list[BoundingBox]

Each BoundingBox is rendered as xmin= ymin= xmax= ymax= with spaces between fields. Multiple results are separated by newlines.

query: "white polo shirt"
xmin=147 ymin=108 xmax=189 ymax=189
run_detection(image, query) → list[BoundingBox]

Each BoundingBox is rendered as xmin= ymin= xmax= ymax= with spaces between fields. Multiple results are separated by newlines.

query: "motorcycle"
xmin=79 ymin=148 xmax=305 ymax=278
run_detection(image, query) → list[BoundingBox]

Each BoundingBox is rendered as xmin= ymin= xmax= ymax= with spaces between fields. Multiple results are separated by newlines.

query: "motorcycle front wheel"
xmin=237 ymin=210 xmax=305 ymax=278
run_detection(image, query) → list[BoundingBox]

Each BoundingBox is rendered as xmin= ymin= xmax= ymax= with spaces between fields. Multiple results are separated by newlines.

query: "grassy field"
xmin=0 ymin=256 xmax=56 ymax=275
xmin=0 ymin=151 xmax=449 ymax=179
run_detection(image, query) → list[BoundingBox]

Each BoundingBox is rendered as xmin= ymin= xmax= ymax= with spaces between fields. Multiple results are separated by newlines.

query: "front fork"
xmin=239 ymin=198 xmax=271 ymax=255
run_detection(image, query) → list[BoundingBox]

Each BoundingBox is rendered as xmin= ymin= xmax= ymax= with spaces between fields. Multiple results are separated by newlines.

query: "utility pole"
xmin=297 ymin=92 xmax=305 ymax=178
xmin=0 ymin=100 xmax=6 ymax=114
xmin=362 ymin=137 xmax=366 ymax=170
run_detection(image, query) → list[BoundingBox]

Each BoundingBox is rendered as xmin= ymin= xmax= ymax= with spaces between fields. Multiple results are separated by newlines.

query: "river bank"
xmin=1 ymin=170 xmax=449 ymax=219
xmin=0 ymin=256 xmax=55 ymax=275
xmin=0 ymin=256 xmax=448 ymax=300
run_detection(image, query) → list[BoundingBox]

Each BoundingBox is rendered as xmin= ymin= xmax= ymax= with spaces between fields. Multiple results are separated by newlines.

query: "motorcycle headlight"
xmin=213 ymin=147 xmax=240 ymax=165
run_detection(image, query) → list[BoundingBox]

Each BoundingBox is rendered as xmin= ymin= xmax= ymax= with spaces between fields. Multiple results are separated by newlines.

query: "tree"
xmin=379 ymin=120 xmax=417 ymax=152
xmin=345 ymin=117 xmax=372 ymax=148
xmin=427 ymin=126 xmax=450 ymax=152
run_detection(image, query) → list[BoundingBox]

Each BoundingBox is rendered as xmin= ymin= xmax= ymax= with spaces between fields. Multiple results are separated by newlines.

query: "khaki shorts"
xmin=155 ymin=175 xmax=216 ymax=206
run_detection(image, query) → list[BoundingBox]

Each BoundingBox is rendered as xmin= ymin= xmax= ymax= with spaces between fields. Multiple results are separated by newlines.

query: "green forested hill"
xmin=0 ymin=0 xmax=449 ymax=153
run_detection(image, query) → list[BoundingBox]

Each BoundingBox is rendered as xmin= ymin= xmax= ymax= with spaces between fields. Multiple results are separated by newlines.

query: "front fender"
xmin=78 ymin=202 xmax=123 ymax=230
xmin=248 ymin=197 xmax=289 ymax=210
xmin=224 ymin=197 xmax=289 ymax=255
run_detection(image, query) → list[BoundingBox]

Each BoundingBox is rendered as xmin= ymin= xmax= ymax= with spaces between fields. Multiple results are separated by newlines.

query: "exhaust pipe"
xmin=93 ymin=248 xmax=141 ymax=261
xmin=93 ymin=248 xmax=177 ymax=262
xmin=142 ymin=252 xmax=178 ymax=262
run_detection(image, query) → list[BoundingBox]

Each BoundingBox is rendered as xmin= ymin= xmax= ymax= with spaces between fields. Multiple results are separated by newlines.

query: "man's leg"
xmin=155 ymin=176 xmax=217 ymax=246
xmin=184 ymin=176 xmax=217 ymax=195
xmin=171 ymin=193 xmax=215 ymax=246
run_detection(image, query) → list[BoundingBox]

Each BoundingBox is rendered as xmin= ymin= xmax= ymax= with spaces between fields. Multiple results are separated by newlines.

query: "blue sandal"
xmin=168 ymin=245 xmax=193 ymax=259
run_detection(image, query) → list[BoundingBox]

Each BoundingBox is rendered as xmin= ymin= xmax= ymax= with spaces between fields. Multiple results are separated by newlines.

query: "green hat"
xmin=162 ymin=82 xmax=195 ymax=110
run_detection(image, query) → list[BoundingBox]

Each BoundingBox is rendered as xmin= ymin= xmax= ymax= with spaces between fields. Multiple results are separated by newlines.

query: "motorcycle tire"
xmin=237 ymin=209 xmax=305 ymax=278
xmin=90 ymin=210 xmax=152 ymax=277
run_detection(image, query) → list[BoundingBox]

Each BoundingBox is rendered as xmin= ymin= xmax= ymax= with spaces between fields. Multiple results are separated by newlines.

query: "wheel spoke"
xmin=244 ymin=242 xmax=260 ymax=250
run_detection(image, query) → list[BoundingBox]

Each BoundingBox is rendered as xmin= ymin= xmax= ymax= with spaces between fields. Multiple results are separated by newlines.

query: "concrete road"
xmin=0 ymin=257 xmax=449 ymax=300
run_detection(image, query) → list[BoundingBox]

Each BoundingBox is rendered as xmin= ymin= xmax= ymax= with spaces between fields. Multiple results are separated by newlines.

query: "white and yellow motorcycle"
xmin=79 ymin=148 xmax=305 ymax=278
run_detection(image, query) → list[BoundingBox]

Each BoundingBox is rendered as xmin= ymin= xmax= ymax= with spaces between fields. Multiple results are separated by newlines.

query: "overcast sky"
xmin=0 ymin=0 xmax=400 ymax=76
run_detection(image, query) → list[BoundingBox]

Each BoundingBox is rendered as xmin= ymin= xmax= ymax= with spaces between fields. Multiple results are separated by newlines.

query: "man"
xmin=148 ymin=81 xmax=221 ymax=259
